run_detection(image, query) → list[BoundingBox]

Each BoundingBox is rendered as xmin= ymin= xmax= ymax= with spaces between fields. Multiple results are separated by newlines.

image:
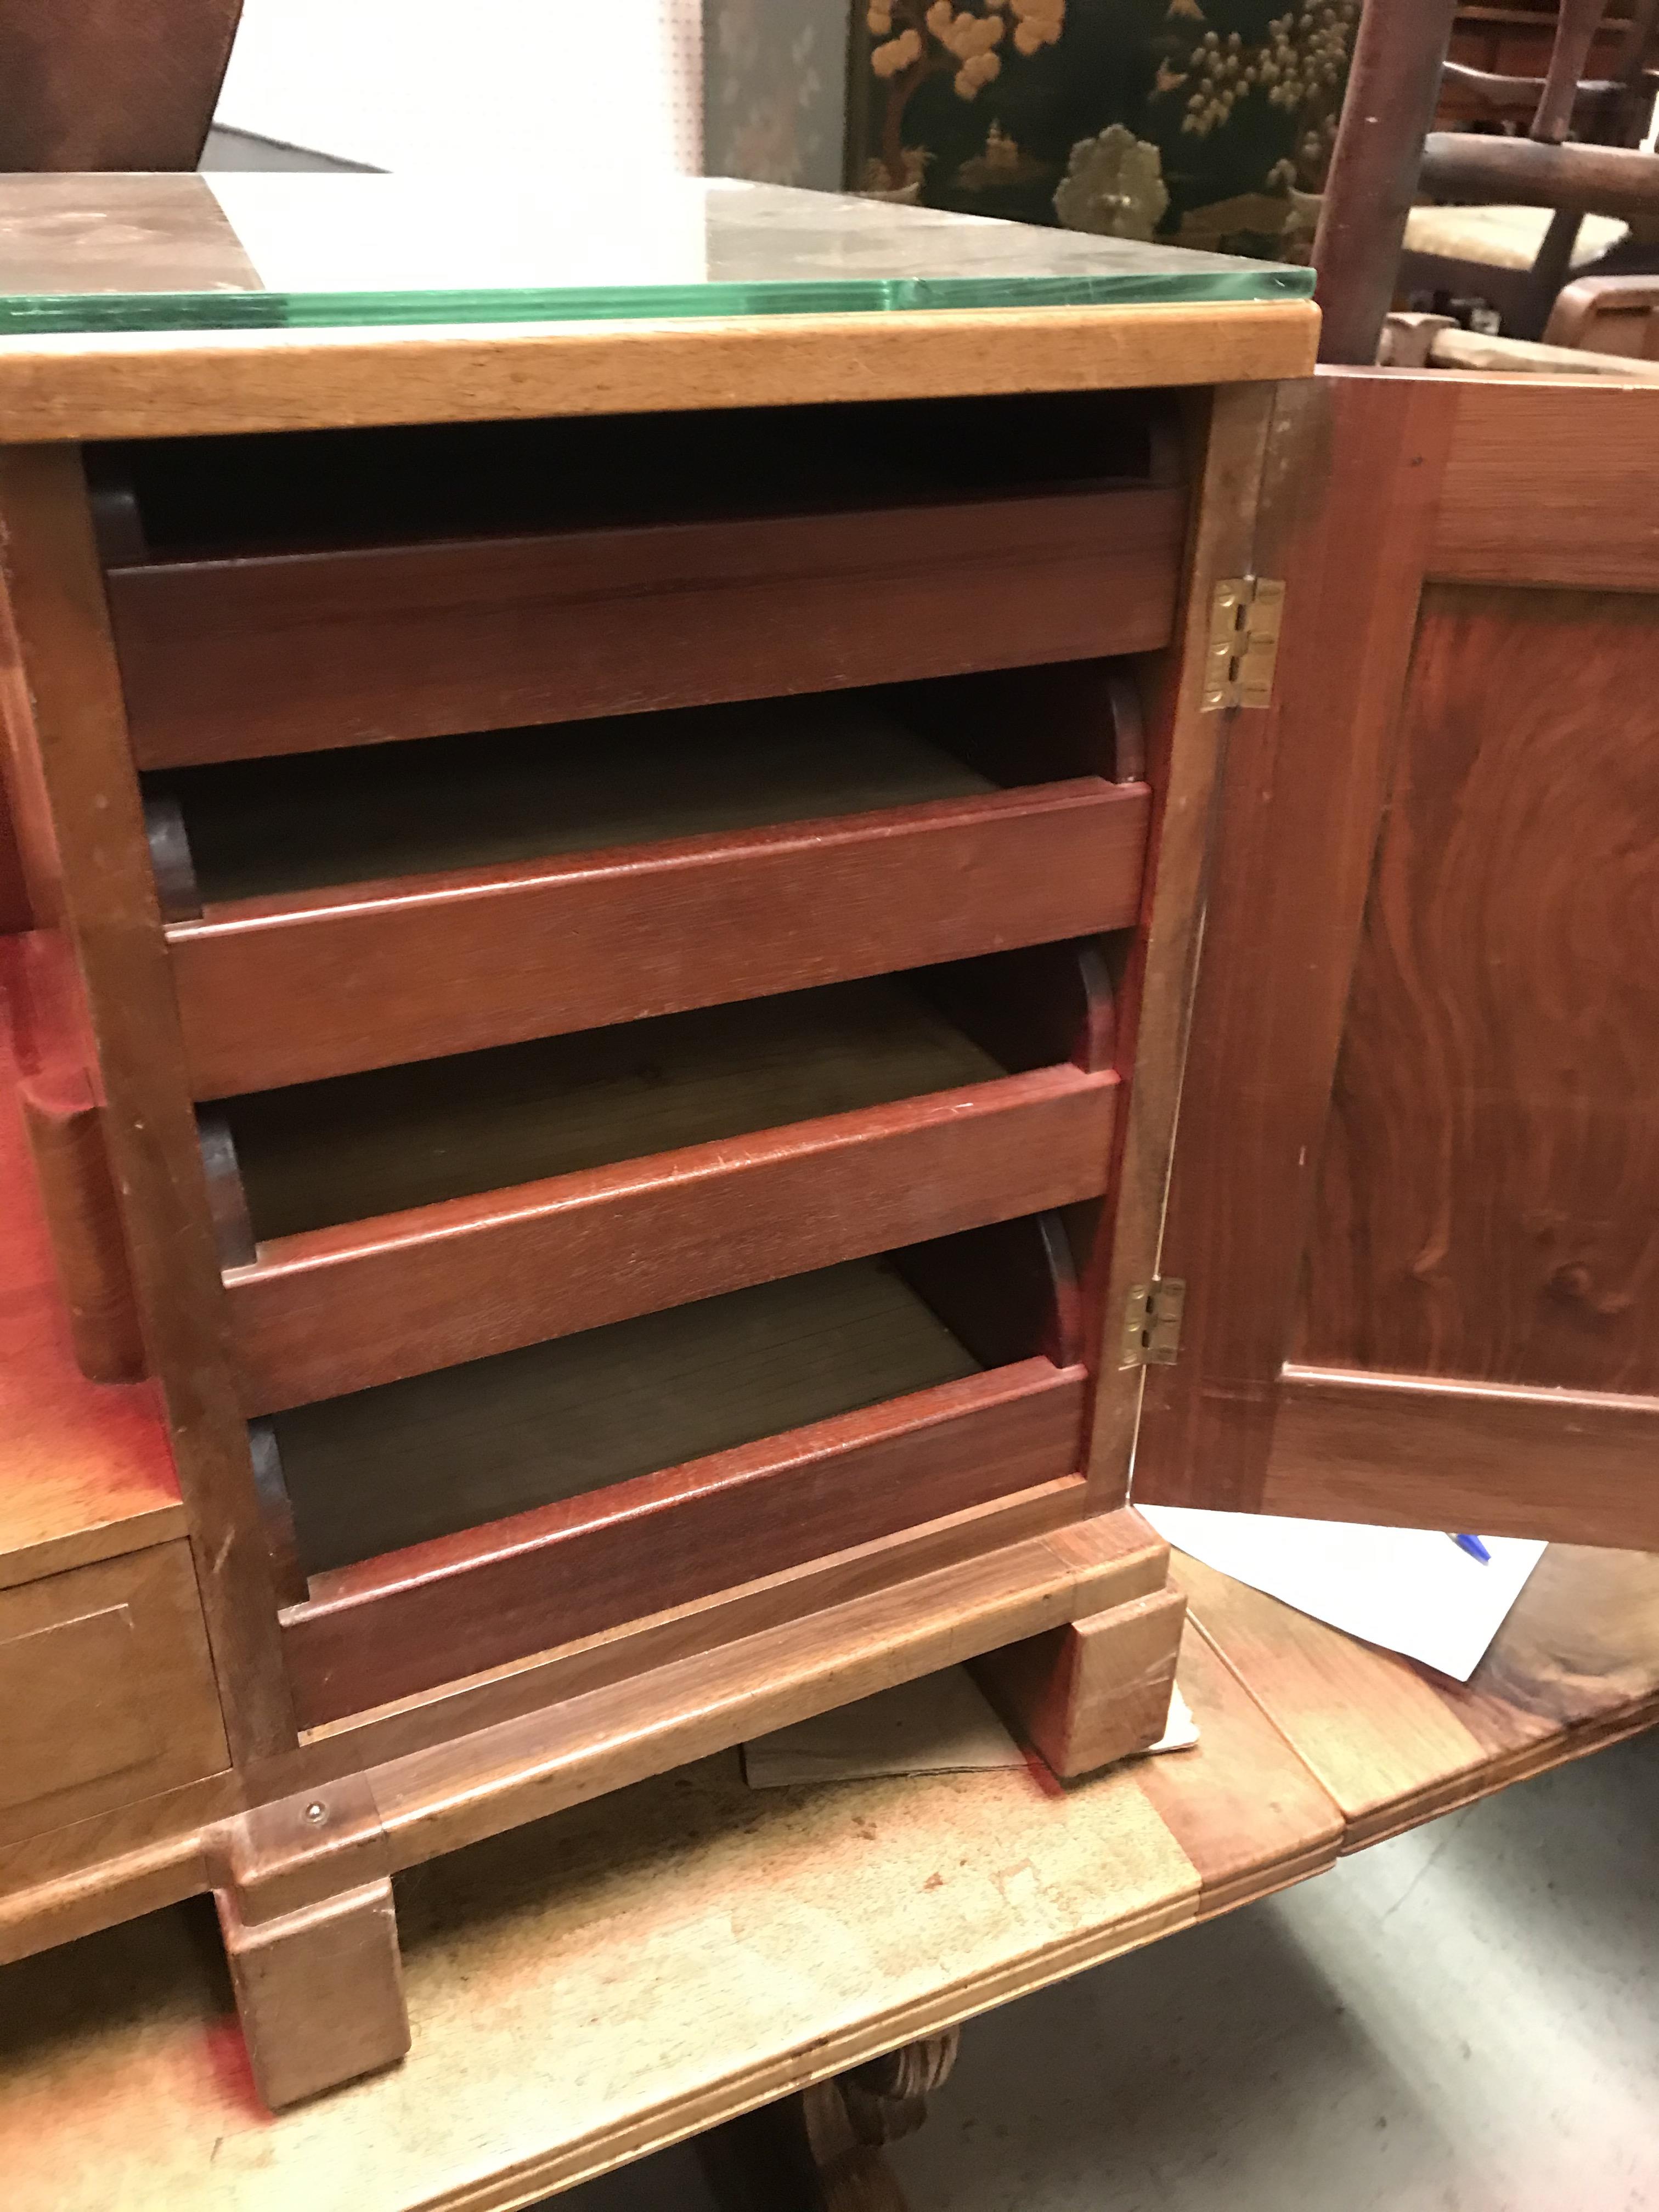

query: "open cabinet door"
xmin=1132 ymin=367 xmax=1659 ymax=1549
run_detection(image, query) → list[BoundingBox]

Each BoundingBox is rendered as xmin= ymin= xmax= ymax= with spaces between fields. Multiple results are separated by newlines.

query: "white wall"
xmin=215 ymin=0 xmax=702 ymax=174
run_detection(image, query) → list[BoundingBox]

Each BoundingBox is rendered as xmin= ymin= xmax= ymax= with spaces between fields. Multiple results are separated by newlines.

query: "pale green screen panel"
xmin=0 ymin=174 xmax=1313 ymax=336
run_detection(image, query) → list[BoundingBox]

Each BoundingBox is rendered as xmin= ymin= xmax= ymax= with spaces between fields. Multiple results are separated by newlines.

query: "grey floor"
xmin=556 ymin=1733 xmax=1658 ymax=2210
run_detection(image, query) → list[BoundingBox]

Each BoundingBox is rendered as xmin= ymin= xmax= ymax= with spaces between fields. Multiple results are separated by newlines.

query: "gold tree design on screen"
xmin=867 ymin=1 xmax=1065 ymax=194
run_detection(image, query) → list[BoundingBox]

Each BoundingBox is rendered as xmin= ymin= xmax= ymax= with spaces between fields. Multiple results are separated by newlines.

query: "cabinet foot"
xmin=971 ymin=1582 xmax=1187 ymax=1780
xmin=212 ymin=1778 xmax=409 ymax=2110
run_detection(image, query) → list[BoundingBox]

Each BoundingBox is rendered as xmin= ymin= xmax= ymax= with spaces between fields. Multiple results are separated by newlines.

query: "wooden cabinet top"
xmin=0 ymin=173 xmax=1318 ymax=441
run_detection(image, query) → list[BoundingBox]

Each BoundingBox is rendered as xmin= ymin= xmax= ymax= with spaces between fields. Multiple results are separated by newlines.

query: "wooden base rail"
xmin=164 ymin=780 xmax=1151 ymax=1097
xmin=254 ymin=1506 xmax=1176 ymax=2105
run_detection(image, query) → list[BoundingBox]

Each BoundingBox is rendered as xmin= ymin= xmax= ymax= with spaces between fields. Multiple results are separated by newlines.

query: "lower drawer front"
xmin=270 ymin=1217 xmax=1087 ymax=1725
xmin=0 ymin=1542 xmax=229 ymax=1846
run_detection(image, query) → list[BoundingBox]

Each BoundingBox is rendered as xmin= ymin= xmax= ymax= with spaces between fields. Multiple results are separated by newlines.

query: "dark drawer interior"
xmin=270 ymin=1250 xmax=985 ymax=1577
xmin=98 ymin=388 xmax=1176 ymax=561
xmin=145 ymin=671 xmax=1138 ymax=917
xmin=270 ymin=1210 xmax=1087 ymax=1725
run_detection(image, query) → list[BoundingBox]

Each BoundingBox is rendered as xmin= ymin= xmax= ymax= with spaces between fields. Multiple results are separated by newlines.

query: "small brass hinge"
xmin=1121 ymin=1278 xmax=1186 ymax=1367
xmin=1202 ymin=576 xmax=1285 ymax=712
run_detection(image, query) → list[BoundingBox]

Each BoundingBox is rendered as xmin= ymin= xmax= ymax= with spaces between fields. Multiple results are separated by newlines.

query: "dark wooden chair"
xmin=1314 ymin=0 xmax=1659 ymax=360
xmin=0 ymin=0 xmax=244 ymax=171
xmin=1410 ymin=0 xmax=1659 ymax=336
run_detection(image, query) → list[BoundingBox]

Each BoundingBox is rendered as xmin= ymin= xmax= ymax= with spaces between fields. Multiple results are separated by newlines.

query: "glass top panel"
xmin=0 ymin=174 xmax=1312 ymax=336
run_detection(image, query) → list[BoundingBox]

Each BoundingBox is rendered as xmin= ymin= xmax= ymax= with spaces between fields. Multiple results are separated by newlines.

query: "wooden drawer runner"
xmin=269 ymin=1219 xmax=1088 ymax=1724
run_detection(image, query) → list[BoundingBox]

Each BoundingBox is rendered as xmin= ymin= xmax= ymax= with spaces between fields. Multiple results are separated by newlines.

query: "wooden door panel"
xmin=1300 ymin=585 xmax=1659 ymax=1396
xmin=1130 ymin=370 xmax=1460 ymax=1514
xmin=1137 ymin=371 xmax=1659 ymax=1549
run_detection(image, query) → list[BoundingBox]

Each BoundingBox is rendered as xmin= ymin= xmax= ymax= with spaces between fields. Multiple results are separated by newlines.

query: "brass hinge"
xmin=1202 ymin=576 xmax=1285 ymax=711
xmin=1121 ymin=1278 xmax=1186 ymax=1367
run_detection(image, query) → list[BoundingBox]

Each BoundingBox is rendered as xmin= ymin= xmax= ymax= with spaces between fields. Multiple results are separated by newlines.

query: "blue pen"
xmin=1449 ymin=1532 xmax=1491 ymax=1564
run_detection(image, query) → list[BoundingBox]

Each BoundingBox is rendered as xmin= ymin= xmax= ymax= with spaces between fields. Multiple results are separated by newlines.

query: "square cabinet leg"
xmin=212 ymin=1779 xmax=410 ymax=2110
xmin=971 ymin=1583 xmax=1187 ymax=1780
xmin=217 ymin=1875 xmax=410 ymax=2111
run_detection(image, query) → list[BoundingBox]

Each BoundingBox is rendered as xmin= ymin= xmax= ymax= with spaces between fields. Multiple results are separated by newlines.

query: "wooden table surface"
xmin=3 ymin=1543 xmax=1654 ymax=2212
xmin=1180 ymin=1541 xmax=1659 ymax=1847
xmin=0 ymin=1626 xmax=1339 ymax=2212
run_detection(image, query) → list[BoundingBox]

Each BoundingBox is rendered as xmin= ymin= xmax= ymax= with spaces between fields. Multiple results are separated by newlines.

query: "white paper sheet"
xmin=1137 ymin=1509 xmax=1546 ymax=1682
xmin=742 ymin=1669 xmax=1197 ymax=1790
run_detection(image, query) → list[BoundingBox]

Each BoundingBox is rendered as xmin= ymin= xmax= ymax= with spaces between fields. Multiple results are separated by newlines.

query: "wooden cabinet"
xmin=6 ymin=180 xmax=1652 ymax=2113
xmin=0 ymin=194 xmax=1324 ymax=2106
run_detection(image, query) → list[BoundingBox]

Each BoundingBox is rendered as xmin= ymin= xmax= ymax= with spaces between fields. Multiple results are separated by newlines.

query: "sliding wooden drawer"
xmin=207 ymin=950 xmax=1121 ymax=1414
xmin=153 ymin=689 xmax=1151 ymax=1096
xmin=267 ymin=1217 xmax=1089 ymax=1724
xmin=100 ymin=396 xmax=1186 ymax=768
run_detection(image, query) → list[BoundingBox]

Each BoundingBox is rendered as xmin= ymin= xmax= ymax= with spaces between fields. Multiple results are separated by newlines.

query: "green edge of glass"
xmin=0 ymin=264 xmax=1315 ymax=338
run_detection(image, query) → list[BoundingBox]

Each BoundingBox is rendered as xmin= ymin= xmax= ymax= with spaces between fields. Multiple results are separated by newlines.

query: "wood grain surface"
xmin=0 ymin=446 xmax=296 ymax=1758
xmin=0 ymin=1584 xmax=1348 ymax=2212
xmin=282 ymin=1362 xmax=1088 ymax=1725
xmin=1301 ymin=584 xmax=1659 ymax=1396
xmin=973 ymin=1581 xmax=1187 ymax=1780
xmin=0 ymin=1541 xmax=228 ymax=1848
xmin=0 ymin=1059 xmax=181 ymax=1586
xmin=1132 ymin=372 xmax=1460 ymax=1511
xmin=167 ymin=778 xmax=1150 ymax=1098
xmin=1181 ymin=1540 xmax=1659 ymax=1847
xmin=1135 ymin=1624 xmax=1344 ymax=1918
xmin=1263 ymin=1365 xmax=1659 ymax=1548
xmin=7 ymin=910 xmax=142 ymax=1380
xmin=109 ymin=485 xmax=1184 ymax=769
xmin=1081 ymin=382 xmax=1278 ymax=1508
xmin=0 ymin=4 xmax=243 ymax=171
xmin=16 ymin=1070 xmax=142 ymax=1383
xmin=1431 ymin=377 xmax=1659 ymax=589
xmin=225 ymin=1068 xmax=1116 ymax=1416
xmin=0 ymin=301 xmax=1321 ymax=446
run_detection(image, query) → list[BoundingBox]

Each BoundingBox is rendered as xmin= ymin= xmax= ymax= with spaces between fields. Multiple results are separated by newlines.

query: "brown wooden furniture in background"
xmin=1415 ymin=0 xmax=1659 ymax=336
xmin=0 ymin=0 xmax=244 ymax=171
xmin=0 ymin=195 xmax=1321 ymax=2111
xmin=1544 ymin=264 xmax=1659 ymax=340
xmin=1315 ymin=0 xmax=1659 ymax=359
xmin=1441 ymin=1 xmax=1644 ymax=121
xmin=1312 ymin=0 xmax=1463 ymax=364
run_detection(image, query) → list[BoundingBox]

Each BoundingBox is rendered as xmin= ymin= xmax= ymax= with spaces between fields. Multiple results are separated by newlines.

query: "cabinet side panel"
xmin=0 ymin=444 xmax=296 ymax=1759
